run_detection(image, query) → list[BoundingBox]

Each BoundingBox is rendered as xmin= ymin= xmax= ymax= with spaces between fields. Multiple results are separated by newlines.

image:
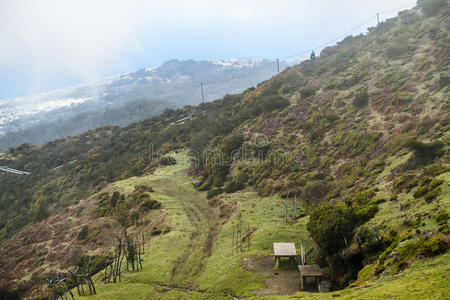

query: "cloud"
xmin=0 ymin=0 xmax=414 ymax=97
xmin=0 ymin=0 xmax=146 ymax=93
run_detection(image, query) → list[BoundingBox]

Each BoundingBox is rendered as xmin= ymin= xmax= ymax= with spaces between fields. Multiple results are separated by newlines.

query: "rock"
xmin=192 ymin=180 xmax=202 ymax=188
xmin=318 ymin=280 xmax=332 ymax=293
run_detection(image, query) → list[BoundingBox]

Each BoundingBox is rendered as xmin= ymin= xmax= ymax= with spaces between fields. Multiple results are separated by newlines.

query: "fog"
xmin=0 ymin=0 xmax=414 ymax=99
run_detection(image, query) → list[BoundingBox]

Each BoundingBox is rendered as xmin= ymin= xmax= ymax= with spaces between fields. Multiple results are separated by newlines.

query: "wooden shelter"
xmin=273 ymin=242 xmax=297 ymax=269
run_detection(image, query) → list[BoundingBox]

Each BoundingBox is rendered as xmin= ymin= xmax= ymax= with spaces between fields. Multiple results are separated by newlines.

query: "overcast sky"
xmin=0 ymin=0 xmax=416 ymax=99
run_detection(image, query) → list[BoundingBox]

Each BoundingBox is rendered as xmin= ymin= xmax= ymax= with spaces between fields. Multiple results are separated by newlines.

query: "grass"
xmin=82 ymin=151 xmax=315 ymax=299
xmin=281 ymin=252 xmax=450 ymax=300
xmin=197 ymin=191 xmax=313 ymax=297
xmin=81 ymin=151 xmax=449 ymax=299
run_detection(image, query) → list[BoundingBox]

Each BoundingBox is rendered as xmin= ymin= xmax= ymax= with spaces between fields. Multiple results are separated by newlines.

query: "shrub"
xmin=207 ymin=187 xmax=223 ymax=199
xmin=429 ymin=179 xmax=444 ymax=189
xmin=303 ymin=181 xmax=328 ymax=204
xmin=386 ymin=44 xmax=407 ymax=59
xmin=353 ymin=89 xmax=369 ymax=108
xmin=355 ymin=204 xmax=379 ymax=222
xmin=424 ymin=187 xmax=441 ymax=203
xmin=300 ymin=85 xmax=317 ymax=98
xmin=424 ymin=163 xmax=448 ymax=176
xmin=298 ymin=177 xmax=308 ymax=186
xmin=140 ymin=199 xmax=161 ymax=211
xmin=355 ymin=226 xmax=381 ymax=249
xmin=224 ymin=180 xmax=245 ymax=193
xmin=392 ymin=91 xmax=413 ymax=105
xmin=418 ymin=0 xmax=448 ymax=16
xmin=77 ymin=225 xmax=89 ymax=240
xmin=436 ymin=212 xmax=449 ymax=224
xmin=414 ymin=186 xmax=429 ymax=198
xmin=407 ymin=139 xmax=445 ymax=164
xmin=406 ymin=178 xmax=418 ymax=191
xmin=307 ymin=203 xmax=356 ymax=253
xmin=160 ymin=156 xmax=177 ymax=165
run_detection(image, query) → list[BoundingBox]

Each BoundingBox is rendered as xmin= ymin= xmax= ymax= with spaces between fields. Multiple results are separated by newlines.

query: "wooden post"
xmin=277 ymin=59 xmax=280 ymax=74
xmin=300 ymin=246 xmax=306 ymax=265
xmin=200 ymin=82 xmax=205 ymax=103
xmin=232 ymin=223 xmax=235 ymax=254
xmin=377 ymin=13 xmax=380 ymax=24
xmin=247 ymin=223 xmax=250 ymax=251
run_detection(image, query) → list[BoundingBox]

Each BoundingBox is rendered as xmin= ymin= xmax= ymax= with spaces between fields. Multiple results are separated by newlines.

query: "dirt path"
xmin=245 ymin=256 xmax=302 ymax=296
xmin=154 ymin=170 xmax=220 ymax=288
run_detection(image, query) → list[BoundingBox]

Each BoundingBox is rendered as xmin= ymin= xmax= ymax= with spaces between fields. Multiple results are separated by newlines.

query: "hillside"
xmin=0 ymin=58 xmax=285 ymax=151
xmin=0 ymin=1 xmax=449 ymax=299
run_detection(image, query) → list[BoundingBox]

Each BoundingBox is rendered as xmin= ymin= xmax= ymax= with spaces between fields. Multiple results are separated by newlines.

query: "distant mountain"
xmin=0 ymin=58 xmax=285 ymax=150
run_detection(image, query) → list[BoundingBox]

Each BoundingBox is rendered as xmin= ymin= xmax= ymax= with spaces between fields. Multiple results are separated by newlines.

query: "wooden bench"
xmin=273 ymin=243 xmax=297 ymax=269
xmin=298 ymin=264 xmax=322 ymax=290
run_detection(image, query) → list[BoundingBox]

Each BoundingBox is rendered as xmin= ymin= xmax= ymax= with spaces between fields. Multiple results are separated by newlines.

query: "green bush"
xmin=300 ymin=85 xmax=317 ymax=98
xmin=77 ymin=225 xmax=89 ymax=240
xmin=207 ymin=187 xmax=223 ymax=199
xmin=414 ymin=186 xmax=429 ymax=198
xmin=307 ymin=203 xmax=356 ymax=253
xmin=140 ymin=199 xmax=161 ymax=211
xmin=408 ymin=139 xmax=445 ymax=164
xmin=424 ymin=163 xmax=448 ymax=176
xmin=224 ymin=180 xmax=245 ymax=193
xmin=392 ymin=91 xmax=413 ymax=104
xmin=418 ymin=0 xmax=448 ymax=16
xmin=353 ymin=89 xmax=369 ymax=108
xmin=160 ymin=156 xmax=177 ymax=165
xmin=355 ymin=226 xmax=381 ymax=249
xmin=424 ymin=187 xmax=441 ymax=203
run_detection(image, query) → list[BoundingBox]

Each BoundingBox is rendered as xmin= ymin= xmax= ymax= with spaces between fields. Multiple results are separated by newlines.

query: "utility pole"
xmin=200 ymin=82 xmax=205 ymax=103
xmin=277 ymin=58 xmax=280 ymax=74
xmin=377 ymin=13 xmax=380 ymax=25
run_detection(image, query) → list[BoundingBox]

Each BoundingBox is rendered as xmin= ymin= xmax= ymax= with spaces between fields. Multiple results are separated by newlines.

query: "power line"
xmin=199 ymin=2 xmax=419 ymax=100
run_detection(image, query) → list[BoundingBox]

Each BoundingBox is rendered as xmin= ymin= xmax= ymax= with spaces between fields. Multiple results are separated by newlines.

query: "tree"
xmin=310 ymin=51 xmax=316 ymax=60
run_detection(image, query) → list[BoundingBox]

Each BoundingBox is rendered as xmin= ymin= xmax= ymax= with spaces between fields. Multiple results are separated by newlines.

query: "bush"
xmin=414 ymin=186 xmax=429 ymax=198
xmin=224 ymin=180 xmax=245 ymax=193
xmin=353 ymin=89 xmax=369 ymax=108
xmin=408 ymin=139 xmax=445 ymax=164
xmin=207 ymin=187 xmax=223 ymax=199
xmin=307 ymin=203 xmax=356 ymax=253
xmin=303 ymin=181 xmax=328 ymax=204
xmin=418 ymin=0 xmax=448 ymax=16
xmin=424 ymin=163 xmax=448 ymax=176
xmin=355 ymin=226 xmax=381 ymax=249
xmin=424 ymin=187 xmax=441 ymax=203
xmin=140 ymin=199 xmax=161 ymax=211
xmin=77 ymin=225 xmax=89 ymax=240
xmin=300 ymin=86 xmax=317 ymax=98
xmin=160 ymin=156 xmax=177 ymax=165
xmin=392 ymin=91 xmax=413 ymax=105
